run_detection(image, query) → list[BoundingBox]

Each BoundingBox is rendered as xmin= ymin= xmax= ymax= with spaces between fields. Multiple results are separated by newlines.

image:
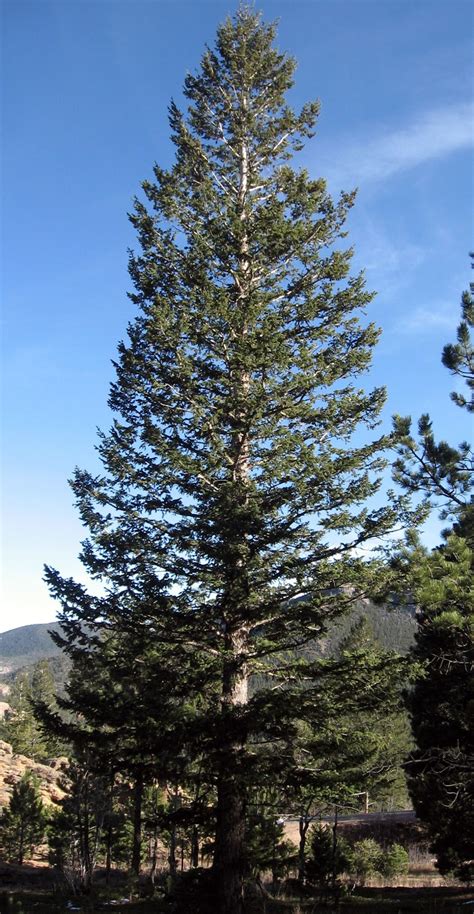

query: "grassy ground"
xmin=0 ymin=861 xmax=472 ymax=914
xmin=328 ymin=886 xmax=472 ymax=913
xmin=1 ymin=886 xmax=473 ymax=914
xmin=0 ymin=894 xmax=159 ymax=914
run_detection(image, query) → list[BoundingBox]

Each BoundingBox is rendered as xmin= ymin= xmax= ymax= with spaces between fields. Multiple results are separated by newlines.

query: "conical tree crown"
xmin=44 ymin=12 xmax=418 ymax=908
xmin=49 ymin=8 xmax=405 ymax=656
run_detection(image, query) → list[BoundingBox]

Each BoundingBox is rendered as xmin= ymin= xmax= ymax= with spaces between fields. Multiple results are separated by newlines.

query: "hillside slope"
xmin=0 ymin=602 xmax=418 ymax=698
xmin=0 ymin=623 xmax=62 ymax=675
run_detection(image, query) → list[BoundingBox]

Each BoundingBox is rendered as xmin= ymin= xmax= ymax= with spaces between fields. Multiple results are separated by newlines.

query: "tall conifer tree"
xmin=391 ymin=258 xmax=473 ymax=881
xmin=46 ymin=9 xmax=415 ymax=911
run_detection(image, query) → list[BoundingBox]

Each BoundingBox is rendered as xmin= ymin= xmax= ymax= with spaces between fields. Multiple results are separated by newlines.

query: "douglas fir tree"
xmin=392 ymin=257 xmax=473 ymax=881
xmin=46 ymin=9 xmax=416 ymax=912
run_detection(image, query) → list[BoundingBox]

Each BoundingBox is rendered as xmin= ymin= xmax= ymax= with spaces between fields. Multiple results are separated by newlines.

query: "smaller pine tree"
xmin=347 ymin=838 xmax=382 ymax=886
xmin=0 ymin=772 xmax=48 ymax=865
xmin=243 ymin=796 xmax=294 ymax=881
xmin=306 ymin=824 xmax=349 ymax=890
xmin=0 ymin=661 xmax=62 ymax=761
xmin=381 ymin=843 xmax=409 ymax=879
xmin=0 ymin=672 xmax=37 ymax=756
xmin=48 ymin=757 xmax=108 ymax=893
xmin=391 ymin=258 xmax=473 ymax=881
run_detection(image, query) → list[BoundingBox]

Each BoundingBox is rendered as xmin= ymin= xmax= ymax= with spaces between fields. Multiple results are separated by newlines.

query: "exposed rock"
xmin=48 ymin=755 xmax=68 ymax=771
xmin=0 ymin=744 xmax=66 ymax=809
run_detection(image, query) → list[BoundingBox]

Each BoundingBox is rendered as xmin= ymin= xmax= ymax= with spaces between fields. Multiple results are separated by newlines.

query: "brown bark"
xmin=168 ymin=785 xmax=179 ymax=878
xmin=213 ymin=630 xmax=249 ymax=912
xmin=213 ymin=763 xmax=246 ymax=914
xmin=298 ymin=813 xmax=312 ymax=884
xmin=190 ymin=824 xmax=200 ymax=869
xmin=131 ymin=770 xmax=144 ymax=878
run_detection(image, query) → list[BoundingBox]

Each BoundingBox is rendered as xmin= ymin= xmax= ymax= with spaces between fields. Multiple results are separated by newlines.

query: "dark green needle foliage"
xmin=442 ymin=252 xmax=474 ymax=413
xmin=0 ymin=772 xmax=48 ymax=865
xmin=391 ymin=258 xmax=473 ymax=882
xmin=44 ymin=8 xmax=415 ymax=910
xmin=404 ymin=535 xmax=474 ymax=882
xmin=243 ymin=793 xmax=294 ymax=881
xmin=393 ymin=254 xmax=473 ymax=538
xmin=0 ymin=661 xmax=62 ymax=761
xmin=48 ymin=757 xmax=109 ymax=893
xmin=306 ymin=824 xmax=349 ymax=893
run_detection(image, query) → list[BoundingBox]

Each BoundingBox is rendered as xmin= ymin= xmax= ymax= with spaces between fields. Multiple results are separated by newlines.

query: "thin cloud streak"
xmin=394 ymin=305 xmax=455 ymax=335
xmin=324 ymin=102 xmax=474 ymax=187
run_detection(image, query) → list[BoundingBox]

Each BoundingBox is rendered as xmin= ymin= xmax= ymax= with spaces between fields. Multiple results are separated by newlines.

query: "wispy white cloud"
xmin=323 ymin=101 xmax=474 ymax=187
xmin=394 ymin=304 xmax=455 ymax=335
xmin=350 ymin=210 xmax=429 ymax=301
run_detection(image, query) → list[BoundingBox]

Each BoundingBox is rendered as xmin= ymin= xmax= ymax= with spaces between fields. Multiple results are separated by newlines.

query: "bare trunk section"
xmin=190 ymin=824 xmax=200 ymax=869
xmin=105 ymin=771 xmax=115 ymax=886
xmin=213 ymin=638 xmax=249 ymax=914
xmin=298 ymin=813 xmax=312 ymax=884
xmin=214 ymin=763 xmax=247 ymax=914
xmin=131 ymin=770 xmax=144 ymax=878
xmin=167 ymin=784 xmax=180 ymax=878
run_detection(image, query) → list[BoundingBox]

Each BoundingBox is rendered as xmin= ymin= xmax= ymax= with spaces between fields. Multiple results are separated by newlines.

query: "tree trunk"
xmin=331 ymin=805 xmax=339 ymax=895
xmin=149 ymin=826 xmax=158 ymax=887
xmin=105 ymin=824 xmax=112 ymax=886
xmin=213 ymin=644 xmax=248 ymax=914
xmin=131 ymin=770 xmax=144 ymax=878
xmin=168 ymin=784 xmax=179 ymax=877
xmin=213 ymin=766 xmax=246 ymax=914
xmin=190 ymin=824 xmax=199 ymax=869
xmin=298 ymin=813 xmax=311 ymax=884
xmin=105 ymin=771 xmax=114 ymax=886
xmin=80 ymin=775 xmax=93 ymax=893
xmin=168 ymin=821 xmax=177 ymax=877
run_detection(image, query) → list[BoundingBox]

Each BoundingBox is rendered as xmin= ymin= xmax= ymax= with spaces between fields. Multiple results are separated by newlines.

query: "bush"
xmin=165 ymin=868 xmax=216 ymax=914
xmin=306 ymin=824 xmax=350 ymax=889
xmin=0 ymin=772 xmax=48 ymax=865
xmin=347 ymin=838 xmax=383 ymax=885
xmin=381 ymin=843 xmax=409 ymax=878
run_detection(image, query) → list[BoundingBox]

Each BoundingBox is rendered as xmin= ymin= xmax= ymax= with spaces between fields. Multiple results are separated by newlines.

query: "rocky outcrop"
xmin=0 ymin=740 xmax=66 ymax=809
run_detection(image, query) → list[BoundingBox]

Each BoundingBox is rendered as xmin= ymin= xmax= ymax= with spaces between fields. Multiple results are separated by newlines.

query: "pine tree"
xmin=48 ymin=756 xmax=109 ymax=893
xmin=45 ymin=9 xmax=416 ymax=911
xmin=441 ymin=252 xmax=474 ymax=414
xmin=0 ymin=672 xmax=36 ymax=756
xmin=1 ymin=661 xmax=63 ymax=760
xmin=393 ymin=254 xmax=473 ymax=540
xmin=287 ymin=634 xmax=410 ymax=885
xmin=391 ymin=258 xmax=473 ymax=881
xmin=305 ymin=823 xmax=349 ymax=893
xmin=0 ymin=772 xmax=48 ymax=865
xmin=404 ymin=535 xmax=474 ymax=881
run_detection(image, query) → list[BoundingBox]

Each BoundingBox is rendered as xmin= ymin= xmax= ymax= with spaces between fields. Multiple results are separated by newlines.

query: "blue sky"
xmin=2 ymin=0 xmax=473 ymax=632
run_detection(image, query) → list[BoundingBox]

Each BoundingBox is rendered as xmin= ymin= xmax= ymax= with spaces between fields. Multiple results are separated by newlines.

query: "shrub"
xmin=306 ymin=824 xmax=350 ymax=889
xmin=381 ymin=842 xmax=409 ymax=878
xmin=347 ymin=838 xmax=383 ymax=885
xmin=0 ymin=772 xmax=48 ymax=864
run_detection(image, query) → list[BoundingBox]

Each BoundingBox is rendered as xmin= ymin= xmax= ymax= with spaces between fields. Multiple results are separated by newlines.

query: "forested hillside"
xmin=0 ymin=603 xmax=416 ymax=697
xmin=0 ymin=624 xmax=63 ymax=673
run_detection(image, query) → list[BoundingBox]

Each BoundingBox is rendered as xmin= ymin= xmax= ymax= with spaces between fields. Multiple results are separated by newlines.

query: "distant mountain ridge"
xmin=0 ymin=602 xmax=417 ymax=689
xmin=0 ymin=622 xmax=63 ymax=675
